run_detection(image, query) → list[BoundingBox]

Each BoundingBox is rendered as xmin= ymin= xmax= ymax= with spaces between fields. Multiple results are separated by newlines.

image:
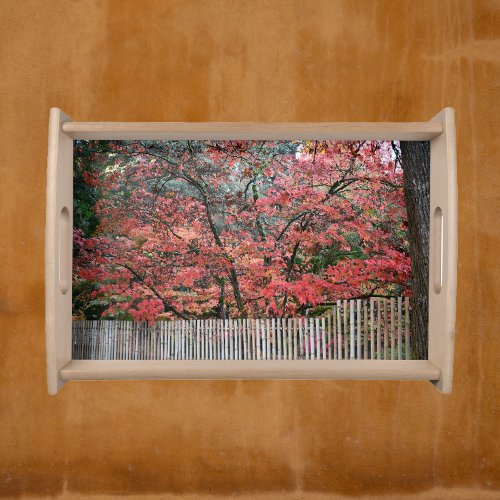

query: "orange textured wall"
xmin=0 ymin=1 xmax=499 ymax=498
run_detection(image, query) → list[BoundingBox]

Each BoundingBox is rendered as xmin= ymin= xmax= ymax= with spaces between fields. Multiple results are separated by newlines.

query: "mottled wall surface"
xmin=0 ymin=1 xmax=499 ymax=498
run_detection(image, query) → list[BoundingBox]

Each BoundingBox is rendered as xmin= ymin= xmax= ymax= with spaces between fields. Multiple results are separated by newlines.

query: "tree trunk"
xmin=400 ymin=141 xmax=430 ymax=359
xmin=218 ymin=278 xmax=226 ymax=319
xmin=201 ymin=193 xmax=245 ymax=315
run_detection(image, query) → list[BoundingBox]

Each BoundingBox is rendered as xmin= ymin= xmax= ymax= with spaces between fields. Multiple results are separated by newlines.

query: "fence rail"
xmin=72 ymin=297 xmax=412 ymax=361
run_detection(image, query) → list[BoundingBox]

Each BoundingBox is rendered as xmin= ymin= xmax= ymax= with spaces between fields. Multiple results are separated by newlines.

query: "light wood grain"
xmin=428 ymin=108 xmax=458 ymax=393
xmin=61 ymin=121 xmax=443 ymax=141
xmin=60 ymin=360 xmax=441 ymax=381
xmin=45 ymin=108 xmax=73 ymax=395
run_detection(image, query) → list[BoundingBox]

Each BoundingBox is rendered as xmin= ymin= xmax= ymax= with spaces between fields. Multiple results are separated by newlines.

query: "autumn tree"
xmin=73 ymin=140 xmax=411 ymax=322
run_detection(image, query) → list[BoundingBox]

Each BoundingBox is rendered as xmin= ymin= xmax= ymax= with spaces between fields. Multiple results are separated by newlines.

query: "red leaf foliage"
xmin=73 ymin=140 xmax=411 ymax=320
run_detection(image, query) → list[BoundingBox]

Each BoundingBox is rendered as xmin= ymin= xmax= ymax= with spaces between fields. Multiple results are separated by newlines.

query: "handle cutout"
xmin=432 ymin=206 xmax=444 ymax=294
xmin=59 ymin=206 xmax=70 ymax=295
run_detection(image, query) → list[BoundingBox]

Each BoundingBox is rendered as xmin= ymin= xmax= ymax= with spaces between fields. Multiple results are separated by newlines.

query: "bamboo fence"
xmin=72 ymin=297 xmax=413 ymax=360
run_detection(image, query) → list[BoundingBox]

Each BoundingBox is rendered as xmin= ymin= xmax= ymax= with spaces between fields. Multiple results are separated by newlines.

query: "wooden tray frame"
xmin=45 ymin=109 xmax=457 ymax=394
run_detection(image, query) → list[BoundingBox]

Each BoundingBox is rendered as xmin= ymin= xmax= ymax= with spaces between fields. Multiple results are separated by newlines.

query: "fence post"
xmin=336 ymin=302 xmax=342 ymax=360
xmin=405 ymin=297 xmax=410 ymax=360
xmin=350 ymin=300 xmax=355 ymax=359
xmin=266 ymin=319 xmax=271 ymax=360
xmin=309 ymin=318 xmax=315 ymax=360
xmin=398 ymin=297 xmax=403 ymax=360
xmin=356 ymin=299 xmax=361 ymax=360
xmin=363 ymin=301 xmax=368 ymax=360
xmin=390 ymin=298 xmax=395 ymax=360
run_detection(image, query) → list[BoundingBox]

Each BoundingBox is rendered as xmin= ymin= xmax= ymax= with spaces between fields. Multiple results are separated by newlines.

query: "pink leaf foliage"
xmin=73 ymin=140 xmax=411 ymax=320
